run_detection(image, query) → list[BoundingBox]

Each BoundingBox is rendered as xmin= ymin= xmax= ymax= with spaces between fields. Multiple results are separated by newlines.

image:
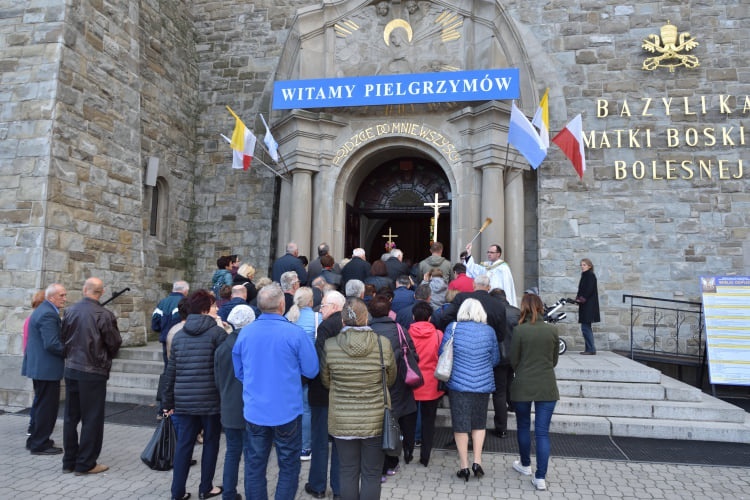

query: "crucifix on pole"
xmin=423 ymin=193 xmax=450 ymax=243
xmin=381 ymin=226 xmax=399 ymax=252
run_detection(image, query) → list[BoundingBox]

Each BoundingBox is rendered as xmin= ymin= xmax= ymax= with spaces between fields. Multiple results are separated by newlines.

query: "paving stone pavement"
xmin=2 ymin=411 xmax=749 ymax=500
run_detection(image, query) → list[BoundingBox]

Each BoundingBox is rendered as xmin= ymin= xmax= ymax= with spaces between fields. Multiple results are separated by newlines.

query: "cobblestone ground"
xmin=2 ymin=411 xmax=748 ymax=499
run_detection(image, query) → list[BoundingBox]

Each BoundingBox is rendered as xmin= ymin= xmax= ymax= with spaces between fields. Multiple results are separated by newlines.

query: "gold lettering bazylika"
xmin=642 ymin=22 xmax=699 ymax=72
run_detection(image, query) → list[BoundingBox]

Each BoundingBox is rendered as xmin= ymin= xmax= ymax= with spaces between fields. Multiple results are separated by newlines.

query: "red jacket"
xmin=408 ymin=321 xmax=444 ymax=401
xmin=449 ymin=273 xmax=474 ymax=293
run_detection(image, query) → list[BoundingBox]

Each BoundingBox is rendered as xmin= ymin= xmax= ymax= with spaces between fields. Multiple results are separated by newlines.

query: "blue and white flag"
xmin=508 ymin=102 xmax=546 ymax=169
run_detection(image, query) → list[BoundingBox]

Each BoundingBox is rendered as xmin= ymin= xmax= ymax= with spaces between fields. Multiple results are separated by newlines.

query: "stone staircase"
xmin=433 ymin=351 xmax=750 ymax=444
xmin=108 ymin=344 xmax=750 ymax=444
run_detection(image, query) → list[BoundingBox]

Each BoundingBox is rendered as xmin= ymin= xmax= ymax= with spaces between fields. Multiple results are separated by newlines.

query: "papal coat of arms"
xmin=642 ymin=22 xmax=700 ymax=72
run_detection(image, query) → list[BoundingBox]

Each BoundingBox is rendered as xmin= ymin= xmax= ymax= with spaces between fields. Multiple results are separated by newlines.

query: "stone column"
xmin=480 ymin=165 xmax=505 ymax=255
xmin=505 ymin=168 xmax=525 ymax=298
xmin=277 ymin=178 xmax=292 ymax=257
xmin=290 ymin=169 xmax=313 ymax=257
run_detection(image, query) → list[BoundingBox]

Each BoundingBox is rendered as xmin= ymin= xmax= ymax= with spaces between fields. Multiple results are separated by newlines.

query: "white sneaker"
xmin=531 ymin=477 xmax=547 ymax=491
xmin=512 ymin=460 xmax=532 ymax=476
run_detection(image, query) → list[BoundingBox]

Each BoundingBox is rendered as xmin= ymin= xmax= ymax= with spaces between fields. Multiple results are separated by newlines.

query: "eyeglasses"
xmin=487 ymin=250 xmax=499 ymax=254
xmin=320 ymin=303 xmax=330 ymax=308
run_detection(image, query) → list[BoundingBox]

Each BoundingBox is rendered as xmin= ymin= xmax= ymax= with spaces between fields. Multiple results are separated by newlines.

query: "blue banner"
xmin=272 ymin=69 xmax=520 ymax=110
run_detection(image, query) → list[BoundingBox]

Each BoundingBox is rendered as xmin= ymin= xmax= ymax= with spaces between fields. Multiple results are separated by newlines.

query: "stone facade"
xmin=1 ymin=0 xmax=748 ymax=403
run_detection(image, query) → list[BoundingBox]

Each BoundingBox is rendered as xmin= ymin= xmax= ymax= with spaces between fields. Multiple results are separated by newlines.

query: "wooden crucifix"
xmin=423 ymin=193 xmax=449 ymax=243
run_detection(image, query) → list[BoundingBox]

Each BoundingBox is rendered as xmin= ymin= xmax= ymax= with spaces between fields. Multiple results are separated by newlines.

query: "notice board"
xmin=701 ymin=276 xmax=750 ymax=386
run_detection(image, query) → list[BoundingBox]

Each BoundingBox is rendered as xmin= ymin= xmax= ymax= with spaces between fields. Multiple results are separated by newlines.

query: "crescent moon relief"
xmin=384 ymin=18 xmax=413 ymax=46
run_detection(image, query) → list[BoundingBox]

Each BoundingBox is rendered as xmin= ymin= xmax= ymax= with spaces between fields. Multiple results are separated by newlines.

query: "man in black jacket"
xmin=489 ymin=288 xmax=520 ymax=437
xmin=305 ymin=290 xmax=346 ymax=499
xmin=61 ymin=277 xmax=122 ymax=475
xmin=340 ymin=248 xmax=371 ymax=292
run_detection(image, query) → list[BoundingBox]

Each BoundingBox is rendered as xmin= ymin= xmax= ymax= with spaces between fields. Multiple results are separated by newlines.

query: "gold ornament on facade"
xmin=642 ymin=22 xmax=699 ymax=72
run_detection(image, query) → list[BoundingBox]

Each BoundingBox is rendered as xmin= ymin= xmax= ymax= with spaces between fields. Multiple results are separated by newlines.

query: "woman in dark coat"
xmin=576 ymin=258 xmax=600 ymax=355
xmin=368 ymin=295 xmax=418 ymax=478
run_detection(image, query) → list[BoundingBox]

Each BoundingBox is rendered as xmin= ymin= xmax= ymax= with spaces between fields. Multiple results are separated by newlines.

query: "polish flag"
xmin=552 ymin=114 xmax=586 ymax=179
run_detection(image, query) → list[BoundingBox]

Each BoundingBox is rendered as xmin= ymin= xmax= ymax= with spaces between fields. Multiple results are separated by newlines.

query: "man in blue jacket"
xmin=22 ymin=283 xmax=67 ymax=455
xmin=272 ymin=242 xmax=309 ymax=284
xmin=233 ymin=283 xmax=319 ymax=500
xmin=151 ymin=280 xmax=189 ymax=367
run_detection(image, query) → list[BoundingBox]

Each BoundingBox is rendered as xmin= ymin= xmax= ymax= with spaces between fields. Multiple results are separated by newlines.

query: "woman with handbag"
xmin=439 ymin=298 xmax=499 ymax=482
xmin=576 ymin=258 xmax=600 ymax=355
xmin=368 ymin=295 xmax=418 ymax=477
xmin=407 ymin=301 xmax=444 ymax=467
xmin=510 ymin=293 xmax=560 ymax=491
xmin=321 ymin=297 xmax=396 ymax=500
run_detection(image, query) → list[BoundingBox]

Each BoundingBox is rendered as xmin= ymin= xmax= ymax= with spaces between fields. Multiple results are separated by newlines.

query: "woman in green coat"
xmin=509 ymin=293 xmax=560 ymax=492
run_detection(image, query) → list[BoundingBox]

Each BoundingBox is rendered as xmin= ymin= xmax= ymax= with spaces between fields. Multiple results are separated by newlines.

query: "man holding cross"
xmin=464 ymin=242 xmax=518 ymax=307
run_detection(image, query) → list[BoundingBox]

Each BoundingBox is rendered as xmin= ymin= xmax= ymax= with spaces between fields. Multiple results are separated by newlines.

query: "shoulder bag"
xmin=397 ymin=324 xmax=424 ymax=388
xmin=434 ymin=322 xmax=456 ymax=382
xmin=378 ymin=337 xmax=402 ymax=457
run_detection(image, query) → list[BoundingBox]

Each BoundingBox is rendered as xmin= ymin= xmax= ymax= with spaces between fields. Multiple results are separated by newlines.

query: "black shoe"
xmin=419 ymin=457 xmax=429 ymax=467
xmin=472 ymin=463 xmax=484 ymax=478
xmin=493 ymin=429 xmax=507 ymax=438
xmin=31 ymin=446 xmax=63 ymax=455
xmin=304 ymin=483 xmax=326 ymax=499
xmin=404 ymin=450 xmax=413 ymax=464
xmin=62 ymin=467 xmax=73 ymax=474
xmin=199 ymin=487 xmax=223 ymax=500
xmin=457 ymin=468 xmax=470 ymax=482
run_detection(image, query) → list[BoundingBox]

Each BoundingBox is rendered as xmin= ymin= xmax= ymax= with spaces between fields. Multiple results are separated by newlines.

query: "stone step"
xmin=556 ymin=396 xmax=747 ymax=423
xmin=558 ymin=380 xmax=667 ymax=400
xmin=554 ymin=352 xmax=662 ymax=383
xmin=110 ymin=358 xmax=163 ymax=376
xmin=116 ymin=343 xmax=163 ymax=362
xmin=108 ymin=371 xmax=161 ymax=392
xmin=107 ymin=385 xmax=160 ymax=406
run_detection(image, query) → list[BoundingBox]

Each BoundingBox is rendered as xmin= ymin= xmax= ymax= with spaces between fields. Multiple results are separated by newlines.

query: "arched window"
xmin=149 ymin=177 xmax=168 ymax=240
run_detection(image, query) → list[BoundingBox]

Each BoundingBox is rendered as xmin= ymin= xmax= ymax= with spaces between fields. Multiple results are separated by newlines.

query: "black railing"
xmin=622 ymin=294 xmax=705 ymax=386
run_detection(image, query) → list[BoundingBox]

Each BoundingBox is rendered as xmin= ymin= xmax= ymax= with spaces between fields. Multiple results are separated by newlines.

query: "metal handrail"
xmin=622 ymin=294 xmax=705 ymax=386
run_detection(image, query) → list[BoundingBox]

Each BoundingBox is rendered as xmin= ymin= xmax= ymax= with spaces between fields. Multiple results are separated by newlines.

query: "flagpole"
xmin=218 ymin=133 xmax=290 ymax=182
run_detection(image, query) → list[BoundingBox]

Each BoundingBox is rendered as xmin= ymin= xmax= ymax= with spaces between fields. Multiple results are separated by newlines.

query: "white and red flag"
xmin=552 ymin=114 xmax=586 ymax=179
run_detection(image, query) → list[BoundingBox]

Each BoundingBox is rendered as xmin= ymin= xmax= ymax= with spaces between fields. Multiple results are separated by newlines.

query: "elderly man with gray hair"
xmin=280 ymin=270 xmax=301 ymax=314
xmin=272 ymin=241 xmax=309 ymax=284
xmin=341 ymin=247 xmax=371 ymax=292
xmin=152 ymin=280 xmax=190 ymax=367
xmin=232 ymin=283 xmax=319 ymax=500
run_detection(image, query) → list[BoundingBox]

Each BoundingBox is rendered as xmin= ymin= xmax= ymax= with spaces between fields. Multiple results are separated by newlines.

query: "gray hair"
xmin=286 ymin=242 xmax=298 ymax=254
xmin=231 ymin=285 xmax=247 ymax=298
xmin=280 ymin=271 xmax=299 ymax=292
xmin=45 ymin=283 xmax=63 ymax=299
xmin=457 ymin=298 xmax=487 ymax=324
xmin=474 ymin=275 xmax=491 ymax=290
xmin=345 ymin=279 xmax=365 ymax=298
xmin=317 ymin=243 xmax=329 ymax=257
xmin=227 ymin=304 xmax=255 ymax=329
xmin=172 ymin=280 xmax=189 ymax=293
xmin=390 ymin=248 xmax=403 ymax=260
xmin=324 ymin=290 xmax=346 ymax=309
xmin=257 ymin=283 xmax=285 ymax=313
xmin=352 ymin=248 xmax=365 ymax=258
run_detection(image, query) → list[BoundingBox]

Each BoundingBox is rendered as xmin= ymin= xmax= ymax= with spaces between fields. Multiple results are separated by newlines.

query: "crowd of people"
xmin=20 ymin=241 xmax=601 ymax=499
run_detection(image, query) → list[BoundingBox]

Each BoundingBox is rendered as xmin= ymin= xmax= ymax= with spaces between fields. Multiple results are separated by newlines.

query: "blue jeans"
xmin=245 ymin=415 xmax=302 ymax=500
xmin=308 ymin=406 xmax=339 ymax=495
xmin=515 ymin=401 xmax=556 ymax=479
xmin=581 ymin=323 xmax=596 ymax=353
xmin=171 ymin=413 xmax=222 ymax=499
xmin=223 ymin=427 xmax=246 ymax=500
xmin=302 ymin=386 xmax=311 ymax=450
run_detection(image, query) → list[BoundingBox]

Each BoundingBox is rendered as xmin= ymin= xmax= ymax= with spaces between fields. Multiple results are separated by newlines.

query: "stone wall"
xmin=500 ymin=1 xmax=750 ymax=348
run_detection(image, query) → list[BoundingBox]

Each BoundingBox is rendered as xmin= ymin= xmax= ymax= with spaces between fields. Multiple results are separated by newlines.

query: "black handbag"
xmin=141 ymin=414 xmax=176 ymax=471
xmin=378 ymin=338 xmax=402 ymax=457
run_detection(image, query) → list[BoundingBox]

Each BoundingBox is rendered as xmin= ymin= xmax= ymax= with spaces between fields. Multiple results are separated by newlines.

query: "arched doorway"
xmin=346 ymin=157 xmax=451 ymax=266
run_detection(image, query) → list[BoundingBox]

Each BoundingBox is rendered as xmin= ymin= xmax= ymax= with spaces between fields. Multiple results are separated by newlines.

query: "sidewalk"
xmin=2 ymin=411 xmax=748 ymax=499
